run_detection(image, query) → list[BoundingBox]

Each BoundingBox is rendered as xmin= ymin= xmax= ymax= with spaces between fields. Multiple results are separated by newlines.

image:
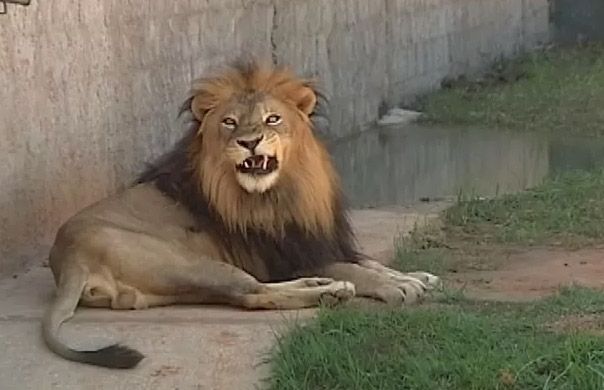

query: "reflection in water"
xmin=549 ymin=137 xmax=604 ymax=175
xmin=329 ymin=125 xmax=604 ymax=209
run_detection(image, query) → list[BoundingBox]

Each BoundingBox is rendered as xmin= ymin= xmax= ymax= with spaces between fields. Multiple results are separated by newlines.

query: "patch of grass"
xmin=444 ymin=169 xmax=604 ymax=245
xmin=396 ymin=247 xmax=450 ymax=275
xmin=269 ymin=167 xmax=604 ymax=389
xmin=537 ymin=286 xmax=604 ymax=319
xmin=417 ymin=43 xmax=604 ymax=136
xmin=269 ymin=288 xmax=604 ymax=390
xmin=394 ymin=226 xmax=454 ymax=275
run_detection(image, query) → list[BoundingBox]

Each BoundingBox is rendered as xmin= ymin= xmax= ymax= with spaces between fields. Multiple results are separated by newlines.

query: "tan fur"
xmin=190 ymin=64 xmax=336 ymax=236
xmin=42 ymin=62 xmax=440 ymax=369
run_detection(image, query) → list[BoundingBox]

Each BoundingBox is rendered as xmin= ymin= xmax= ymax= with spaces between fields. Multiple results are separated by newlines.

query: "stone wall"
xmin=0 ymin=0 xmax=550 ymax=275
xmin=551 ymin=0 xmax=604 ymax=43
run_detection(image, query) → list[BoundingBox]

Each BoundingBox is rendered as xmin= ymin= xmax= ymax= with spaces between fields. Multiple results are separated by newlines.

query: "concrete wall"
xmin=0 ymin=0 xmax=550 ymax=276
xmin=551 ymin=0 xmax=604 ymax=43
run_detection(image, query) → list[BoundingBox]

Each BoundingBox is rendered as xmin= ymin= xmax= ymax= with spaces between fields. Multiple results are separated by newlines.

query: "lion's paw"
xmin=376 ymin=266 xmax=442 ymax=292
xmin=405 ymin=272 xmax=442 ymax=290
xmin=373 ymin=277 xmax=427 ymax=305
xmin=319 ymin=281 xmax=356 ymax=306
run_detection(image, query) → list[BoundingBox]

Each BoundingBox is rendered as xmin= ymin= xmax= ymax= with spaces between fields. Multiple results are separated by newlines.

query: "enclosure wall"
xmin=0 ymin=0 xmax=550 ymax=275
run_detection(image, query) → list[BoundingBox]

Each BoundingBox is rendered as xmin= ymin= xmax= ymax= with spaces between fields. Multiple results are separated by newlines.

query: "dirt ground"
xmin=446 ymin=247 xmax=604 ymax=301
xmin=545 ymin=313 xmax=604 ymax=335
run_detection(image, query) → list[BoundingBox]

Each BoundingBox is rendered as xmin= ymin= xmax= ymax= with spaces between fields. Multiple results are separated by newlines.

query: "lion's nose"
xmin=237 ymin=135 xmax=263 ymax=152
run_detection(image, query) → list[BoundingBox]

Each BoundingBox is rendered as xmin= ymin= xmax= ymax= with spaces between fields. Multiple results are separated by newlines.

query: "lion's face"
xmin=202 ymin=95 xmax=297 ymax=193
xmin=190 ymin=64 xmax=318 ymax=194
xmin=187 ymin=63 xmax=338 ymax=234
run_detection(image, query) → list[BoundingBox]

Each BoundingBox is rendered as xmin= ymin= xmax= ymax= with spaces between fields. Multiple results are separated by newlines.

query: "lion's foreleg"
xmin=156 ymin=261 xmax=354 ymax=310
xmin=358 ymin=259 xmax=441 ymax=290
xmin=319 ymin=261 xmax=440 ymax=305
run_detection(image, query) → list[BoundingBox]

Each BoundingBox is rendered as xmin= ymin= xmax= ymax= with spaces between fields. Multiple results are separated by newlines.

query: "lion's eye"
xmin=265 ymin=114 xmax=282 ymax=126
xmin=221 ymin=117 xmax=237 ymax=130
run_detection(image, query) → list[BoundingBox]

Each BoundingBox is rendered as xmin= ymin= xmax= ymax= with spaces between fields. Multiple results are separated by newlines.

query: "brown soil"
xmin=446 ymin=247 xmax=604 ymax=301
xmin=545 ymin=314 xmax=604 ymax=335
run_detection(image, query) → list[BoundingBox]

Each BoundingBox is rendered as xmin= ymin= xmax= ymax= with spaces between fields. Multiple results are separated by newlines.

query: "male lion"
xmin=43 ymin=62 xmax=439 ymax=369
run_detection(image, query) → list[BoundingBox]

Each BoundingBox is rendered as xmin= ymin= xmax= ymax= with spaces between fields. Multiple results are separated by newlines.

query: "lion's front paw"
xmin=319 ymin=281 xmax=356 ymax=306
xmin=373 ymin=277 xmax=427 ymax=305
xmin=405 ymin=272 xmax=442 ymax=290
xmin=359 ymin=262 xmax=439 ymax=305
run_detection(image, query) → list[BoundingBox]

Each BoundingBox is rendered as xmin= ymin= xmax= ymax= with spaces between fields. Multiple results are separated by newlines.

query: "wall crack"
xmin=270 ymin=4 xmax=278 ymax=65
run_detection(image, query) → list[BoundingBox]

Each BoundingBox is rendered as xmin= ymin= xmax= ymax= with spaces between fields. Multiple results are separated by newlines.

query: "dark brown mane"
xmin=136 ymin=63 xmax=363 ymax=282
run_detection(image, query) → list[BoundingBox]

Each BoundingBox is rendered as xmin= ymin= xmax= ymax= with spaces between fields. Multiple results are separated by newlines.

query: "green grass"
xmin=396 ymin=246 xmax=451 ymax=275
xmin=269 ymin=288 xmax=604 ymax=390
xmin=444 ymin=169 xmax=604 ymax=245
xmin=392 ymin=169 xmax=604 ymax=278
xmin=417 ymin=43 xmax=604 ymax=136
xmin=269 ymin=169 xmax=604 ymax=390
xmin=394 ymin=227 xmax=454 ymax=275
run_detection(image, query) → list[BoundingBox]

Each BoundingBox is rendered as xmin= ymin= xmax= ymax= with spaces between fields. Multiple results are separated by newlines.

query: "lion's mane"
xmin=137 ymin=62 xmax=362 ymax=282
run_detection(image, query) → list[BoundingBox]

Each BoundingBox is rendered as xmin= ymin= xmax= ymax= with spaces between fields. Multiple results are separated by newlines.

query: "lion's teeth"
xmin=262 ymin=156 xmax=268 ymax=170
xmin=243 ymin=160 xmax=251 ymax=169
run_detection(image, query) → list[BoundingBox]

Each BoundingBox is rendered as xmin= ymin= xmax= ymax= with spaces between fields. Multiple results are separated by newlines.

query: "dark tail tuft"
xmin=78 ymin=344 xmax=145 ymax=369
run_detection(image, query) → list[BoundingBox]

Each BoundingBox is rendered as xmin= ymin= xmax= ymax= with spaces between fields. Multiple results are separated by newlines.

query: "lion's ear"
xmin=291 ymin=85 xmax=317 ymax=116
xmin=191 ymin=93 xmax=214 ymax=123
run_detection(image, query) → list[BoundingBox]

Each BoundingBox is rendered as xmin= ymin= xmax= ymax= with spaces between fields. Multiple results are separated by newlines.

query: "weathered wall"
xmin=0 ymin=0 xmax=550 ymax=276
xmin=551 ymin=0 xmax=604 ymax=43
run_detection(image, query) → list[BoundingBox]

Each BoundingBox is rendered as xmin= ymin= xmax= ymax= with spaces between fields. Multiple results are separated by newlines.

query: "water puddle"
xmin=329 ymin=124 xmax=604 ymax=208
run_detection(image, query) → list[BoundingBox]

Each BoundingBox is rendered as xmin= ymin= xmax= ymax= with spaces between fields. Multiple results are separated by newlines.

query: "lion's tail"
xmin=42 ymin=264 xmax=144 ymax=369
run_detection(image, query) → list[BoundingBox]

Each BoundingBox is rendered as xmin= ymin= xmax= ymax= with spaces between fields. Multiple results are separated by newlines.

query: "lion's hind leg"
xmin=79 ymin=271 xmax=169 ymax=310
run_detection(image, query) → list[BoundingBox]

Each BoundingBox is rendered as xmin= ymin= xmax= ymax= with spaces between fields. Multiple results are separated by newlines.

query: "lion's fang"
xmin=243 ymin=160 xmax=251 ymax=169
xmin=262 ymin=156 xmax=268 ymax=170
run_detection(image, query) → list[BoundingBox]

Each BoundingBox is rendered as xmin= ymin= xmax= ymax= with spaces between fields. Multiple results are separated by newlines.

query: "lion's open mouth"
xmin=236 ymin=155 xmax=279 ymax=175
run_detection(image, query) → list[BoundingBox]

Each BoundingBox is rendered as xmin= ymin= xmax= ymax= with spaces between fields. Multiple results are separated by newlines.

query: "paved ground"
xmin=0 ymin=202 xmax=449 ymax=390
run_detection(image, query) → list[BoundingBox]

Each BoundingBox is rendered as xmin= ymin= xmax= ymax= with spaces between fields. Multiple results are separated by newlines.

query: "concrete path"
xmin=0 ymin=203 xmax=448 ymax=390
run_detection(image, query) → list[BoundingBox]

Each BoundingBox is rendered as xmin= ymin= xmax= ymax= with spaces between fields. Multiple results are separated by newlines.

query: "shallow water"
xmin=330 ymin=124 xmax=604 ymax=208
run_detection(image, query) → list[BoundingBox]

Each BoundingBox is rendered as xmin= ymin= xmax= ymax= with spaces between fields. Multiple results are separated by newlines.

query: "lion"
xmin=42 ymin=61 xmax=440 ymax=369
